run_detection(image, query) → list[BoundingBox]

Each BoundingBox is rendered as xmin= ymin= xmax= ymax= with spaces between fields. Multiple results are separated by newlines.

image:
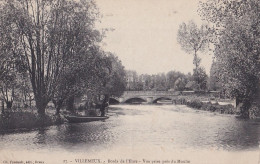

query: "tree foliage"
xmin=193 ymin=66 xmax=208 ymax=91
xmin=103 ymin=53 xmax=126 ymax=97
xmin=199 ymin=0 xmax=260 ymax=118
xmin=177 ymin=21 xmax=210 ymax=89
xmin=125 ymin=70 xmax=191 ymax=91
xmin=208 ymin=59 xmax=221 ymax=91
xmin=0 ymin=16 xmax=28 ymax=109
xmin=0 ymin=0 xmax=126 ymax=115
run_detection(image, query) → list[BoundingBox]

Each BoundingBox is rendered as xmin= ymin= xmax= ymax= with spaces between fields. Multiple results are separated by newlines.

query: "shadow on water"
xmin=35 ymin=128 xmax=47 ymax=144
xmin=227 ymin=118 xmax=260 ymax=150
xmin=0 ymin=125 xmax=50 ymax=135
xmin=52 ymin=121 xmax=116 ymax=152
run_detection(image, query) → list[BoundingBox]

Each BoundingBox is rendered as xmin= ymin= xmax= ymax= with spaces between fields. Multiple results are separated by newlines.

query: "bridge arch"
xmin=124 ymin=97 xmax=146 ymax=104
xmin=109 ymin=98 xmax=120 ymax=105
xmin=152 ymin=97 xmax=172 ymax=103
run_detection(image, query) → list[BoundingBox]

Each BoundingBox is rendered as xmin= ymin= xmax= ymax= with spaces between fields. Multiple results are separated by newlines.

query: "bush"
xmin=248 ymin=105 xmax=260 ymax=119
xmin=172 ymin=98 xmax=187 ymax=104
xmin=187 ymin=99 xmax=203 ymax=109
xmin=0 ymin=110 xmax=65 ymax=131
xmin=183 ymin=98 xmax=235 ymax=114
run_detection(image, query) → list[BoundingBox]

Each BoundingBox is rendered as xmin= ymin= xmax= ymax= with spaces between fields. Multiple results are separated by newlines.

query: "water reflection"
xmin=35 ymin=128 xmax=47 ymax=144
xmin=0 ymin=105 xmax=259 ymax=153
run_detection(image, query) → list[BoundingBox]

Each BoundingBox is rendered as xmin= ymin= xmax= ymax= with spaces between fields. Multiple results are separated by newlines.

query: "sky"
xmin=95 ymin=0 xmax=213 ymax=75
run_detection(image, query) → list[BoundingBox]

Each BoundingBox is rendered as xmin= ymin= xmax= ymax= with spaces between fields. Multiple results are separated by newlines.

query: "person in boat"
xmin=100 ymin=101 xmax=109 ymax=117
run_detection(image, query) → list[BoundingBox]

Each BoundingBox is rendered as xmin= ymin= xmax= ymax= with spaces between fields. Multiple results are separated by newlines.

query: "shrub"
xmin=0 ymin=110 xmax=65 ymax=132
xmin=185 ymin=98 xmax=235 ymax=115
xmin=187 ymin=99 xmax=203 ymax=109
xmin=248 ymin=105 xmax=260 ymax=119
xmin=201 ymin=103 xmax=211 ymax=111
xmin=172 ymin=98 xmax=187 ymax=104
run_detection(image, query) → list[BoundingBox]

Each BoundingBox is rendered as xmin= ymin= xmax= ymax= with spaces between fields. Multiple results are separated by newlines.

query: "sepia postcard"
xmin=0 ymin=0 xmax=259 ymax=164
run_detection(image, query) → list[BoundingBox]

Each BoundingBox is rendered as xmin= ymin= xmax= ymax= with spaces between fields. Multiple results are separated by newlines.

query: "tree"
xmin=0 ymin=20 xmax=28 ymax=109
xmin=174 ymin=77 xmax=187 ymax=91
xmin=52 ymin=45 xmax=107 ymax=114
xmin=125 ymin=70 xmax=139 ymax=91
xmin=177 ymin=21 xmax=210 ymax=89
xmin=125 ymin=70 xmax=192 ymax=91
xmin=199 ymin=0 xmax=260 ymax=118
xmin=152 ymin=74 xmax=167 ymax=91
xmin=0 ymin=65 xmax=16 ymax=109
xmin=102 ymin=53 xmax=126 ymax=98
xmin=166 ymin=71 xmax=188 ymax=91
xmin=0 ymin=0 xmax=101 ymax=115
xmin=166 ymin=71 xmax=179 ymax=90
xmin=209 ymin=59 xmax=221 ymax=91
xmin=194 ymin=66 xmax=208 ymax=91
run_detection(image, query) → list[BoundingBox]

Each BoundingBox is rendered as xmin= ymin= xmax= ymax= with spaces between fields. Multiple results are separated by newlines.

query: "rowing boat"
xmin=64 ymin=115 xmax=109 ymax=123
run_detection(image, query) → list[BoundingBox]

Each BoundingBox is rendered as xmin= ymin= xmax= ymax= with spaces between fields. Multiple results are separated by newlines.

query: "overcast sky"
xmin=95 ymin=0 xmax=212 ymax=75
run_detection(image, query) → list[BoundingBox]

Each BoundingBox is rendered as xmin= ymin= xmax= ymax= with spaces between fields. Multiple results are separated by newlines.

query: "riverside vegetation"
xmin=173 ymin=97 xmax=236 ymax=115
xmin=0 ymin=105 xmax=102 ymax=132
xmin=0 ymin=110 xmax=63 ymax=132
xmin=0 ymin=0 xmax=126 ymax=131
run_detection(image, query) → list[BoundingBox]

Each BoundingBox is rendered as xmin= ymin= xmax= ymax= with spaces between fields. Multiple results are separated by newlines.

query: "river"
xmin=0 ymin=105 xmax=260 ymax=164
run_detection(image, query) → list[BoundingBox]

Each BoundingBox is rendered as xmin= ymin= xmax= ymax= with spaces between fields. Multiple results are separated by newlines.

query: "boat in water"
xmin=64 ymin=115 xmax=109 ymax=123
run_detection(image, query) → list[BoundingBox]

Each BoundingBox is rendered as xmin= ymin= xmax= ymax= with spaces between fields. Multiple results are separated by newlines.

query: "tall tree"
xmin=177 ymin=21 xmax=210 ymax=89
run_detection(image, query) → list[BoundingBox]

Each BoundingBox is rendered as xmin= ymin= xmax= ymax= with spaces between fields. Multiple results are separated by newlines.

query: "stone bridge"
xmin=110 ymin=91 xmax=181 ymax=104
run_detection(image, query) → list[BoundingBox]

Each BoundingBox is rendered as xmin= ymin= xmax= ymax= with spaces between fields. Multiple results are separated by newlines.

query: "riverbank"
xmin=171 ymin=96 xmax=260 ymax=118
xmin=0 ymin=109 xmax=65 ymax=132
xmin=0 ymin=107 xmax=103 ymax=132
xmin=172 ymin=97 xmax=237 ymax=115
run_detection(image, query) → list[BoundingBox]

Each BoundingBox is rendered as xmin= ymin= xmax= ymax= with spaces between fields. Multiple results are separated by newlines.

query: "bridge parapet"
xmin=122 ymin=91 xmax=180 ymax=96
xmin=110 ymin=90 xmax=225 ymax=104
xmin=112 ymin=91 xmax=181 ymax=103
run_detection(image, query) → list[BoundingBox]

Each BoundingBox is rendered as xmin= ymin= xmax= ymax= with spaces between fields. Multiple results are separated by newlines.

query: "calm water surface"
xmin=1 ymin=105 xmax=260 ymax=153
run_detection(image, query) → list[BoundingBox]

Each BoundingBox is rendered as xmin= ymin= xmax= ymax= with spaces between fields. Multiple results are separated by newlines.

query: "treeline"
xmin=125 ymin=69 xmax=210 ymax=91
xmin=190 ymin=0 xmax=260 ymax=118
xmin=0 ymin=0 xmax=126 ymax=116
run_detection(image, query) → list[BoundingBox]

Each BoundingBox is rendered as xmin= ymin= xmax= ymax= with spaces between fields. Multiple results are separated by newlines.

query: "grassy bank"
xmin=0 ymin=110 xmax=65 ymax=132
xmin=173 ymin=97 xmax=237 ymax=115
xmin=0 ymin=106 xmax=102 ymax=132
